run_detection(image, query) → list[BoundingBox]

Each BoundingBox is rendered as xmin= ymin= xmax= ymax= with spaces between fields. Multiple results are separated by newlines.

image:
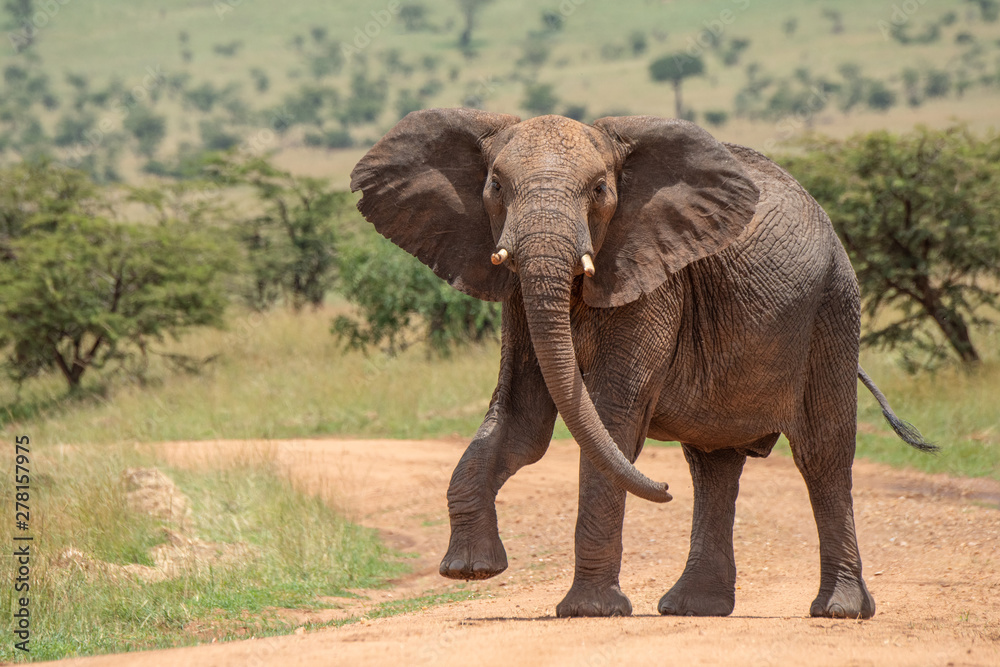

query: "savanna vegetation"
xmin=1 ymin=0 xmax=998 ymax=661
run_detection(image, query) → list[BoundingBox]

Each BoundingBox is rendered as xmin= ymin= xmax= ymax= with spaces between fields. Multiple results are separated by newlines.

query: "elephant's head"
xmin=351 ymin=109 xmax=759 ymax=503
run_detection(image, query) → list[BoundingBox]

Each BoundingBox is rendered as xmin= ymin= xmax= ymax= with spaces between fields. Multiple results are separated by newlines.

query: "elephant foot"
xmin=439 ymin=526 xmax=508 ymax=581
xmin=556 ymin=583 xmax=633 ymax=618
xmin=810 ymin=579 xmax=875 ymax=619
xmin=658 ymin=578 xmax=735 ymax=617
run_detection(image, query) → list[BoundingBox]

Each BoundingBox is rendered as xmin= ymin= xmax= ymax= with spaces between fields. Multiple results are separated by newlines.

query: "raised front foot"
xmin=658 ymin=577 xmax=735 ymax=617
xmin=439 ymin=525 xmax=508 ymax=581
xmin=556 ymin=583 xmax=632 ymax=618
xmin=810 ymin=579 xmax=875 ymax=619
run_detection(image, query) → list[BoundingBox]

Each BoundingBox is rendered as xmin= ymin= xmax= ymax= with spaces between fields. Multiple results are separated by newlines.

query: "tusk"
xmin=491 ymin=248 xmax=509 ymax=265
xmin=581 ymin=254 xmax=595 ymax=277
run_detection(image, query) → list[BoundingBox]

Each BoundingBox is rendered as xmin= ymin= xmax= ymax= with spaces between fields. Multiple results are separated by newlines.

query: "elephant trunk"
xmin=517 ymin=235 xmax=672 ymax=503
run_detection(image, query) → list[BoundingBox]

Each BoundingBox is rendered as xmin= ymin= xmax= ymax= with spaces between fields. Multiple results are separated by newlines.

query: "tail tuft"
xmin=880 ymin=409 xmax=939 ymax=454
xmin=858 ymin=365 xmax=938 ymax=454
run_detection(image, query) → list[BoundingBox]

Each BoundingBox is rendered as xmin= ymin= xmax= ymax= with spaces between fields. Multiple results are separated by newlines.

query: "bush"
xmin=305 ymin=128 xmax=354 ymax=149
xmin=866 ymin=80 xmax=897 ymax=111
xmin=703 ymin=110 xmax=729 ymax=127
xmin=340 ymin=73 xmax=388 ymax=126
xmin=0 ymin=217 xmax=232 ymax=389
xmin=400 ymin=4 xmax=429 ymax=31
xmin=123 ymin=105 xmax=167 ymax=158
xmin=521 ymin=83 xmax=559 ymax=116
xmin=212 ymin=156 xmax=347 ymax=310
xmin=333 ymin=230 xmax=501 ymax=355
xmin=629 ymin=31 xmax=648 ymax=56
xmin=924 ymin=69 xmax=951 ymax=98
xmin=562 ymin=104 xmax=588 ymax=121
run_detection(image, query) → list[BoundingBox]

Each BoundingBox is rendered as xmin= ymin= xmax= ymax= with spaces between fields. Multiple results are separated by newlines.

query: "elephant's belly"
xmin=647 ymin=354 xmax=803 ymax=449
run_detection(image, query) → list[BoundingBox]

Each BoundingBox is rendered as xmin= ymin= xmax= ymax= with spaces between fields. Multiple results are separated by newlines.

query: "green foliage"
xmin=720 ymin=37 xmax=751 ymax=67
xmin=629 ymin=31 xmax=648 ymax=57
xmin=866 ymin=80 xmax=897 ymax=111
xmin=541 ymin=10 xmax=563 ymax=32
xmin=334 ymin=229 xmax=501 ymax=356
xmin=703 ymin=109 xmax=730 ymax=127
xmin=924 ymin=69 xmax=952 ymax=98
xmin=339 ymin=72 xmax=388 ymax=126
xmin=0 ymin=160 xmax=98 ymax=250
xmin=400 ymin=3 xmax=429 ymax=32
xmin=521 ymin=82 xmax=559 ymax=116
xmin=0 ymin=215 xmax=232 ymax=389
xmin=780 ymin=126 xmax=1000 ymax=367
xmin=395 ymin=89 xmax=424 ymax=120
xmin=213 ymin=156 xmax=346 ymax=310
xmin=649 ymin=52 xmax=705 ymax=117
xmin=649 ymin=52 xmax=705 ymax=84
xmin=123 ymin=105 xmax=167 ymax=158
xmin=562 ymin=103 xmax=588 ymax=121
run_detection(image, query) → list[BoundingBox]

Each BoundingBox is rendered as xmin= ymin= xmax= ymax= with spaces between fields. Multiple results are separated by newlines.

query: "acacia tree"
xmin=0 ymin=216 xmax=232 ymax=389
xmin=781 ymin=126 xmax=1000 ymax=366
xmin=210 ymin=156 xmax=346 ymax=310
xmin=649 ymin=52 xmax=705 ymax=118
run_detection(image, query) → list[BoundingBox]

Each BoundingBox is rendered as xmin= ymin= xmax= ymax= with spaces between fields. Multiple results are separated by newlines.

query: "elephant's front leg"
xmin=556 ymin=388 xmax=657 ymax=617
xmin=440 ymin=290 xmax=558 ymax=580
xmin=555 ymin=450 xmax=634 ymax=617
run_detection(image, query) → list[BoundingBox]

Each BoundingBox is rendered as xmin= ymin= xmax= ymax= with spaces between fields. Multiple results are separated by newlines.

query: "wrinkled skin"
xmin=351 ymin=109 xmax=878 ymax=620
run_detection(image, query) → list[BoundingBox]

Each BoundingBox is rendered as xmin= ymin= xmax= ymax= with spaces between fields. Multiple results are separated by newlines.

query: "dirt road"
xmin=51 ymin=438 xmax=999 ymax=666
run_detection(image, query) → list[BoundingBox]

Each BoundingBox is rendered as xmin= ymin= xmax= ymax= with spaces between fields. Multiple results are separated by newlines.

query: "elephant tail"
xmin=857 ymin=365 xmax=939 ymax=453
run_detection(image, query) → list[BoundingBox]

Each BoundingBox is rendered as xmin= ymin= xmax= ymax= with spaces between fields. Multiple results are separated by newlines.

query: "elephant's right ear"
xmin=350 ymin=108 xmax=521 ymax=302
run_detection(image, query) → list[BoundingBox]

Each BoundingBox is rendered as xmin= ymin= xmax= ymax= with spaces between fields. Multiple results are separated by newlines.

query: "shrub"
xmin=0 ymin=217 xmax=232 ymax=389
xmin=521 ymin=83 xmax=559 ymax=116
xmin=333 ymin=230 xmax=501 ymax=355
xmin=703 ymin=110 xmax=729 ymax=127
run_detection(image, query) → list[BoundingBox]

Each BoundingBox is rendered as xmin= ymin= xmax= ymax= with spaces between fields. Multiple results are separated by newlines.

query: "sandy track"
xmin=48 ymin=438 xmax=999 ymax=666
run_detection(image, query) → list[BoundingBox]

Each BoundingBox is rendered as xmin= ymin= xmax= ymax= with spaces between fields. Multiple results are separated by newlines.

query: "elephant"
xmin=350 ymin=109 xmax=935 ymax=620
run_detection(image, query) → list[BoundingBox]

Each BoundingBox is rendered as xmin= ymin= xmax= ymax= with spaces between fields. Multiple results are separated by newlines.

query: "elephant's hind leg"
xmin=789 ymin=290 xmax=875 ymax=619
xmin=441 ymin=290 xmax=558 ymax=581
xmin=659 ymin=445 xmax=746 ymax=617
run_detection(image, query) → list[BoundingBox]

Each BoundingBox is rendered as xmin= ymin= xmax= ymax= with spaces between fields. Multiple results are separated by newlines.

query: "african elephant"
xmin=350 ymin=109 xmax=934 ymax=620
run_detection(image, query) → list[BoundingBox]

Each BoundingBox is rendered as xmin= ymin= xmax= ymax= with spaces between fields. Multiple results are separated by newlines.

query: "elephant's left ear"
xmin=586 ymin=116 xmax=759 ymax=308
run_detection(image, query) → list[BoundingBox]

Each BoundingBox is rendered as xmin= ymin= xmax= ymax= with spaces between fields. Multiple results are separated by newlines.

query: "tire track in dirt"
xmin=47 ymin=439 xmax=999 ymax=667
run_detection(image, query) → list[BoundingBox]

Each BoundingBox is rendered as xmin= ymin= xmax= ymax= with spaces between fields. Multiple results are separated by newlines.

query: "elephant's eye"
xmin=594 ymin=183 xmax=607 ymax=195
xmin=490 ymin=178 xmax=501 ymax=192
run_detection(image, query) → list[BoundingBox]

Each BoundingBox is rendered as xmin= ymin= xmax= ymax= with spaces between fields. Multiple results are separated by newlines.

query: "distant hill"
xmin=3 ymin=0 xmax=999 ymax=186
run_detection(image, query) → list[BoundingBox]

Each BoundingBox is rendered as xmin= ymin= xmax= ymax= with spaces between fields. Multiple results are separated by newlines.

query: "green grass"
xmin=0 ymin=442 xmax=408 ymax=662
xmin=0 ymin=302 xmax=513 ymax=445
xmin=854 ymin=324 xmax=1000 ymax=478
